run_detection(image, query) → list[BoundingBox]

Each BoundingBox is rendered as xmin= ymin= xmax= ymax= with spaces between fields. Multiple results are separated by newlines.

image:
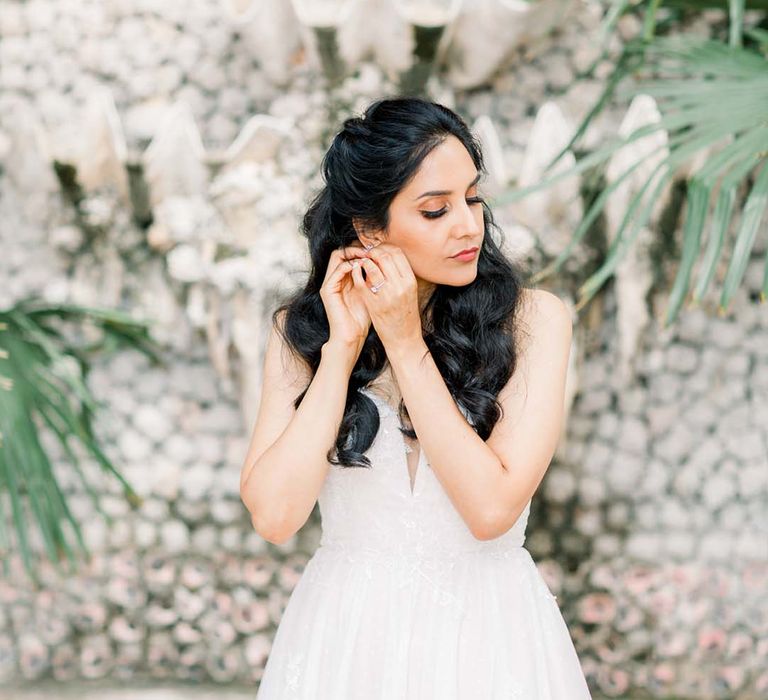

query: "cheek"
xmin=390 ymin=217 xmax=435 ymax=264
xmin=397 ymin=241 xmax=430 ymax=276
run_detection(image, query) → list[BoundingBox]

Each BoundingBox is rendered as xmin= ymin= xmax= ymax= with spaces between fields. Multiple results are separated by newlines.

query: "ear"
xmin=352 ymin=216 xmax=382 ymax=249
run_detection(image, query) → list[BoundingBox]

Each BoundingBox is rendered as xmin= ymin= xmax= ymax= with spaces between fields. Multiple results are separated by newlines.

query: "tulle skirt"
xmin=256 ymin=544 xmax=593 ymax=699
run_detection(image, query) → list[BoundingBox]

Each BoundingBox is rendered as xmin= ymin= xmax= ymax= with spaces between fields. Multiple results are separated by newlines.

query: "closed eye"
xmin=421 ymin=197 xmax=485 ymax=220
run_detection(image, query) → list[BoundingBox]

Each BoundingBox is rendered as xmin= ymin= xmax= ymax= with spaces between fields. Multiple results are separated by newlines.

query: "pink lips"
xmin=451 ymin=246 xmax=479 ymax=261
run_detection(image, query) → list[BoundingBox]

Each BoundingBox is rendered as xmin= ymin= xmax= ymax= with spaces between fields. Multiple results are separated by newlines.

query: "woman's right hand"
xmin=320 ymin=242 xmax=373 ymax=352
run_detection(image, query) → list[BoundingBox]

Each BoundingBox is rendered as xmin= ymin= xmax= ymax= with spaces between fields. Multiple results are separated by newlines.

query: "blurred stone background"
xmin=0 ymin=0 xmax=766 ymax=698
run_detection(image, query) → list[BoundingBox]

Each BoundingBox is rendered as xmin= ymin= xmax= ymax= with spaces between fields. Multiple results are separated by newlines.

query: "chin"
xmin=435 ymin=269 xmax=479 ymax=286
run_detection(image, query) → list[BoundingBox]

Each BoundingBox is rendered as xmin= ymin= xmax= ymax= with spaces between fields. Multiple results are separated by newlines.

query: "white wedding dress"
xmin=256 ymin=387 xmax=592 ymax=699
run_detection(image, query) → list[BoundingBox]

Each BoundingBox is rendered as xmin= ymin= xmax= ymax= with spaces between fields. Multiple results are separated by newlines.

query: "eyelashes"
xmin=421 ymin=197 xmax=486 ymax=220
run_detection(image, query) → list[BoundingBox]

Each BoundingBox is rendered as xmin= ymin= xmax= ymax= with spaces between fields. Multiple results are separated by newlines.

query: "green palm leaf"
xmin=0 ymin=298 xmax=164 ymax=583
xmin=719 ymin=160 xmax=768 ymax=311
xmin=679 ymin=134 xmax=764 ymax=310
xmin=490 ymin=33 xmax=768 ymax=324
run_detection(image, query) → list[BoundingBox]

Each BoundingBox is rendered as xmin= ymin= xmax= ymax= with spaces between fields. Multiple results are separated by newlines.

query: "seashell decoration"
xmin=0 ymin=1 xmax=765 ymax=695
xmin=79 ymin=633 xmax=112 ymax=679
xmin=145 ymin=601 xmax=179 ymax=629
xmin=337 ymin=0 xmax=413 ymax=77
xmin=472 ymin=114 xmax=509 ymax=196
xmin=108 ymin=616 xmax=145 ymax=645
xmin=143 ymin=552 xmax=178 ymax=595
xmin=174 ymin=585 xmax=213 ymax=623
xmin=513 ymin=100 xmax=582 ymax=248
xmin=604 ymin=94 xmax=670 ymax=387
xmin=143 ymin=101 xmax=209 ymax=206
xmin=232 ymin=596 xmax=271 ymax=635
xmin=180 ymin=558 xmax=215 ymax=590
xmin=173 ymin=621 xmax=204 ymax=646
xmin=221 ymin=114 xmax=294 ymax=170
xmin=76 ymin=88 xmax=130 ymax=203
xmin=225 ymin=0 xmax=303 ymax=87
xmin=444 ymin=0 xmax=576 ymax=89
xmin=146 ymin=631 xmax=179 ymax=679
xmin=50 ymin=643 xmax=78 ymax=681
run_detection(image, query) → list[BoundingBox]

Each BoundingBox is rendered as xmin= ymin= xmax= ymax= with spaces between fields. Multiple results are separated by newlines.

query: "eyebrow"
xmin=414 ymin=172 xmax=481 ymax=200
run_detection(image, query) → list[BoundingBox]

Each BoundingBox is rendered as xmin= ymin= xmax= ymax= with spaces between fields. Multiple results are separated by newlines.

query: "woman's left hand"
xmin=349 ymin=242 xmax=423 ymax=351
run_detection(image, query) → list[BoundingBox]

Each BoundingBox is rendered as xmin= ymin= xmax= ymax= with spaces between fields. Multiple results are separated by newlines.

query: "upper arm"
xmin=239 ymin=309 xmax=312 ymax=496
xmin=484 ymin=289 xmax=574 ymax=532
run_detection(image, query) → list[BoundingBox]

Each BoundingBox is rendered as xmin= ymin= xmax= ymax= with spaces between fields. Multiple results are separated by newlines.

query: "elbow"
xmin=469 ymin=493 xmax=510 ymax=543
xmin=470 ymin=514 xmax=503 ymax=542
xmin=249 ymin=510 xmax=295 ymax=545
xmin=259 ymin=527 xmax=295 ymax=547
xmin=240 ymin=475 xmax=281 ymax=543
xmin=241 ymin=479 xmax=300 ymax=545
xmin=471 ymin=507 xmax=518 ymax=542
xmin=471 ymin=525 xmax=501 ymax=542
xmin=242 ymin=490 xmax=289 ymax=545
xmin=251 ymin=511 xmax=296 ymax=545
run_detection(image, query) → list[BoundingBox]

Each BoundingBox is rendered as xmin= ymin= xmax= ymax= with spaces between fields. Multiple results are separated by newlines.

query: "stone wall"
xmin=0 ymin=0 xmax=766 ymax=697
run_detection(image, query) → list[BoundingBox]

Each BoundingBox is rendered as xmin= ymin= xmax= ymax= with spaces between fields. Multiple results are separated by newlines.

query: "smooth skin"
xmin=240 ymin=135 xmax=573 ymax=543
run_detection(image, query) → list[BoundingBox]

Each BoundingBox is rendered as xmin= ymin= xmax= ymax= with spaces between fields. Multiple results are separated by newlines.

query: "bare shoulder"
xmin=516 ymin=288 xmax=572 ymax=356
xmin=519 ymin=287 xmax=571 ymax=325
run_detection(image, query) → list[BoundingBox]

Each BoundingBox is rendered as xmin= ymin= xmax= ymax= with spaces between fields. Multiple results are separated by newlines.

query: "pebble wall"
xmin=0 ymin=0 xmax=766 ymax=697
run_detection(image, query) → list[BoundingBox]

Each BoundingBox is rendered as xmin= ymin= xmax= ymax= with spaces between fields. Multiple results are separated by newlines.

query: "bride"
xmin=240 ymin=96 xmax=592 ymax=699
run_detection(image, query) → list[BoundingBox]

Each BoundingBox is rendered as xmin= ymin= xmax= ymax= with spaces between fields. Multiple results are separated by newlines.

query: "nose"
xmin=455 ymin=198 xmax=483 ymax=237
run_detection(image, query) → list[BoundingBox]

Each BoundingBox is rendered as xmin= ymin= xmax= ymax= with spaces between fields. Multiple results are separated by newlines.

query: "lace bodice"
xmin=317 ymin=387 xmax=532 ymax=560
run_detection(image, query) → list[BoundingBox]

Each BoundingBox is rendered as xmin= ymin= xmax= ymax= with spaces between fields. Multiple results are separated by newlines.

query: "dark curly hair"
xmin=272 ymin=96 xmax=530 ymax=468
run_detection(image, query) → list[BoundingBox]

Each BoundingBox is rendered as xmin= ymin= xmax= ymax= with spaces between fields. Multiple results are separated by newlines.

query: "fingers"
xmin=323 ymin=245 xmax=373 ymax=284
xmin=331 ymin=242 xmax=366 ymax=260
xmin=362 ymin=242 xmax=408 ymax=279
xmin=325 ymin=242 xmax=402 ymax=294
xmin=327 ymin=257 xmax=360 ymax=286
xmin=350 ymin=258 xmax=365 ymax=290
xmin=358 ymin=257 xmax=385 ymax=291
xmin=340 ymin=245 xmax=370 ymax=262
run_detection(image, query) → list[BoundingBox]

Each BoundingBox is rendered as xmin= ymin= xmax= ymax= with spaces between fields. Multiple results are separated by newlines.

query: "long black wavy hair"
xmin=272 ymin=96 xmax=530 ymax=469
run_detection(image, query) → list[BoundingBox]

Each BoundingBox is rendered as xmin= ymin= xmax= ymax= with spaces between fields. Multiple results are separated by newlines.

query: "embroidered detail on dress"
xmin=502 ymin=667 xmax=529 ymax=699
xmin=282 ymin=650 xmax=304 ymax=696
xmin=310 ymin=544 xmax=536 ymax=622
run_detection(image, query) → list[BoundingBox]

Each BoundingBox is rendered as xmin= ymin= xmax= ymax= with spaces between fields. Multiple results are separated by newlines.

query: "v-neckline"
xmin=359 ymin=387 xmax=423 ymax=497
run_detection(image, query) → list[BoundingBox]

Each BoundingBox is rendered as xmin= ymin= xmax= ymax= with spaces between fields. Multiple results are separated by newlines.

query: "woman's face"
xmin=356 ymin=135 xmax=485 ymax=293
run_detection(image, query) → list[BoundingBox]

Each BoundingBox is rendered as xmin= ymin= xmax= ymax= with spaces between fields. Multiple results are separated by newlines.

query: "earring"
xmin=363 ymin=242 xmax=374 ymax=251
